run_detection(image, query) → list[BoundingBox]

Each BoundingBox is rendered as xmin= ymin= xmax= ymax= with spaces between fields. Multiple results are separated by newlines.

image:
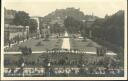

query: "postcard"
xmin=1 ymin=0 xmax=127 ymax=80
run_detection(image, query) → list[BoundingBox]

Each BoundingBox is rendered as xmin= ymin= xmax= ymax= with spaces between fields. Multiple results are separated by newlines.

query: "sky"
xmin=4 ymin=0 xmax=127 ymax=18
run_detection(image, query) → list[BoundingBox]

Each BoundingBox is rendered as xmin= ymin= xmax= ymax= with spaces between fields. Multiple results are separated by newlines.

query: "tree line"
xmin=64 ymin=10 xmax=124 ymax=49
xmin=90 ymin=10 xmax=124 ymax=47
xmin=9 ymin=10 xmax=38 ymax=33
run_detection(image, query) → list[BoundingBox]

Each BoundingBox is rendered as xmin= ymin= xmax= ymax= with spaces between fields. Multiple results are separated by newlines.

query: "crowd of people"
xmin=4 ymin=66 xmax=123 ymax=77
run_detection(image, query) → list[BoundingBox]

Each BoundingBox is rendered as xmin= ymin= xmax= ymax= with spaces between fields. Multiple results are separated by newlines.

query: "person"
xmin=28 ymin=48 xmax=32 ymax=55
xmin=11 ymin=68 xmax=15 ymax=74
xmin=24 ymin=46 xmax=28 ymax=55
xmin=96 ymin=47 xmax=101 ymax=56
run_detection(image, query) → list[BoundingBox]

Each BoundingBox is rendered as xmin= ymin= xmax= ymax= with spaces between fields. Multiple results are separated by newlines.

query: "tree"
xmin=51 ymin=23 xmax=64 ymax=36
xmin=20 ymin=46 xmax=32 ymax=56
xmin=64 ymin=16 xmax=82 ymax=34
xmin=90 ymin=10 xmax=124 ymax=47
xmin=80 ymin=23 xmax=87 ymax=40
xmin=29 ymin=19 xmax=38 ymax=33
xmin=13 ymin=11 xmax=30 ymax=26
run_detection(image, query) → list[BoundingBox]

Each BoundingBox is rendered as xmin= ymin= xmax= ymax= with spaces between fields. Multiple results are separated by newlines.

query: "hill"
xmin=41 ymin=7 xmax=98 ymax=24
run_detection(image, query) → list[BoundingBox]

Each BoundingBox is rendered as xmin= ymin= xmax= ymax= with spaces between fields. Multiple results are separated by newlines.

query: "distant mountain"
xmin=43 ymin=8 xmax=84 ymax=21
xmin=42 ymin=7 xmax=98 ymax=24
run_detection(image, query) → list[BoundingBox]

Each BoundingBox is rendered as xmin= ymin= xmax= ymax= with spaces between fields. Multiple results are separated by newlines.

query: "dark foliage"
xmin=29 ymin=19 xmax=38 ymax=33
xmin=91 ymin=10 xmax=124 ymax=47
xmin=64 ymin=16 xmax=83 ymax=33
xmin=13 ymin=11 xmax=30 ymax=26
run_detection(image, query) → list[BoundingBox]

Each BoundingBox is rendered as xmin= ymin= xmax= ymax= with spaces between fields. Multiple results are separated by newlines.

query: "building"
xmin=4 ymin=24 xmax=29 ymax=45
xmin=40 ymin=23 xmax=50 ymax=38
xmin=4 ymin=8 xmax=29 ymax=46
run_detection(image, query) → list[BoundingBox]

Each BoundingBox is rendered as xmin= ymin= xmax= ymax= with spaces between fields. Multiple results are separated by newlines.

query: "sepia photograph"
xmin=1 ymin=0 xmax=127 ymax=80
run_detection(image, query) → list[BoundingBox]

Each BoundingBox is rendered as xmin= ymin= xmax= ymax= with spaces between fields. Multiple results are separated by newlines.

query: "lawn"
xmin=4 ymin=37 xmax=63 ymax=52
xmin=70 ymin=38 xmax=115 ymax=53
xmin=70 ymin=38 xmax=101 ymax=52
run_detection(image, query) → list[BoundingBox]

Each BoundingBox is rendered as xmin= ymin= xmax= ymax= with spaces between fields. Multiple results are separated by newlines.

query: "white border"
xmin=1 ymin=0 xmax=127 ymax=80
